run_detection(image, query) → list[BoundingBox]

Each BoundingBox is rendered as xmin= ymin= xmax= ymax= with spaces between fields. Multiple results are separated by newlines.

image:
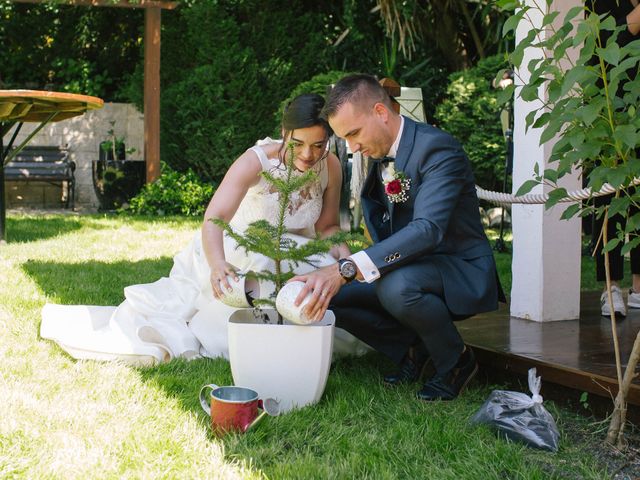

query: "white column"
xmin=510 ymin=0 xmax=582 ymax=322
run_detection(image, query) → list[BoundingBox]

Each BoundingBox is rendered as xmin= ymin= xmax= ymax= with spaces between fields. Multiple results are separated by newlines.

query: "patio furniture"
xmin=0 ymin=89 xmax=103 ymax=241
xmin=4 ymin=146 xmax=75 ymax=209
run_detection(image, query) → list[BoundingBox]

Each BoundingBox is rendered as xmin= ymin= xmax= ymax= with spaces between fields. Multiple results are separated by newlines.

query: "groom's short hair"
xmin=323 ymin=74 xmax=394 ymax=118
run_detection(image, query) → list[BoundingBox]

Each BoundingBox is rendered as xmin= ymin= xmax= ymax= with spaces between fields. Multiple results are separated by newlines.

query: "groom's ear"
xmin=373 ymin=102 xmax=389 ymax=122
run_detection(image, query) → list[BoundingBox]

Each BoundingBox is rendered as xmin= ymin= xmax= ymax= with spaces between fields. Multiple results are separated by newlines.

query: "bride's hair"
xmin=282 ymin=93 xmax=332 ymax=136
xmin=278 ymin=93 xmax=333 ymax=162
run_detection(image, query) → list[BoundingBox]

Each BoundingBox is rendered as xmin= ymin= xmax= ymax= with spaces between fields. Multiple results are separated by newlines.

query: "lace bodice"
xmin=230 ymin=139 xmax=329 ymax=238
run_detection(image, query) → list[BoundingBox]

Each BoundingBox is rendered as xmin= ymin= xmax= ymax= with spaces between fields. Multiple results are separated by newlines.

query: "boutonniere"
xmin=381 ymin=163 xmax=411 ymax=203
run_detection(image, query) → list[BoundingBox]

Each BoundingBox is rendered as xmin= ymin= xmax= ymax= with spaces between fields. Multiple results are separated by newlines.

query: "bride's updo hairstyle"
xmin=279 ymin=93 xmax=333 ymax=160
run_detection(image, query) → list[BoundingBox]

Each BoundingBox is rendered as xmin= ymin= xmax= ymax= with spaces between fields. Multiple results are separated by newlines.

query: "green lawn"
xmin=485 ymin=229 xmax=632 ymax=294
xmin=0 ymin=212 xmax=620 ymax=479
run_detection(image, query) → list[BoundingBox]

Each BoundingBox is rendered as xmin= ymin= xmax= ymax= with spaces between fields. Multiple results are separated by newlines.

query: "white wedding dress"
xmin=40 ymin=139 xmax=370 ymax=366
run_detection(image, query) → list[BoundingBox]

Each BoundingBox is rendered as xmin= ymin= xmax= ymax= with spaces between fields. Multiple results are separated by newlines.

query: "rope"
xmin=475 ymin=178 xmax=640 ymax=206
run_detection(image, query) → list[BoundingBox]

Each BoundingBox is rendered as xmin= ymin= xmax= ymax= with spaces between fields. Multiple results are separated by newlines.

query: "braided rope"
xmin=475 ymin=178 xmax=640 ymax=206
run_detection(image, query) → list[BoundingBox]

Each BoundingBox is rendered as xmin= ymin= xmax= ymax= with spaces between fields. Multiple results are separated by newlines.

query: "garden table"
xmin=0 ymin=90 xmax=104 ymax=242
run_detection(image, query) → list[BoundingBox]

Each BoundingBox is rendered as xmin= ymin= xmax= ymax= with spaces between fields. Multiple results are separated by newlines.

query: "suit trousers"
xmin=330 ymin=258 xmax=466 ymax=374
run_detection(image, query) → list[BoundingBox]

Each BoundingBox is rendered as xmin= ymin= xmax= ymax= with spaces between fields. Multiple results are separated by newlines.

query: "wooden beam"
xmin=144 ymin=6 xmax=161 ymax=183
xmin=10 ymin=0 xmax=178 ymax=9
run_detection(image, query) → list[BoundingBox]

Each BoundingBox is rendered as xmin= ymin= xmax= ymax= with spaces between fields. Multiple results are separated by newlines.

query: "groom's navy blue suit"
xmin=331 ymin=117 xmax=501 ymax=374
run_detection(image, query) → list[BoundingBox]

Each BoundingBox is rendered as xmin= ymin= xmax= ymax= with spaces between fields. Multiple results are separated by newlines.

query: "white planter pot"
xmin=227 ymin=308 xmax=335 ymax=413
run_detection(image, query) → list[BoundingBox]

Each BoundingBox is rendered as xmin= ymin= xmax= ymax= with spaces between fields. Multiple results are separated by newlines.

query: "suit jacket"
xmin=361 ymin=117 xmax=500 ymax=316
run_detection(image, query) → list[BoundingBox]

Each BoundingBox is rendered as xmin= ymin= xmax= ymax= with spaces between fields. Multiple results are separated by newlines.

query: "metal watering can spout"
xmin=244 ymin=397 xmax=281 ymax=432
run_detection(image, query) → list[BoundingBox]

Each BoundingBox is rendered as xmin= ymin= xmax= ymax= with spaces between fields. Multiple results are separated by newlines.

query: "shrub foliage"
xmin=435 ymin=54 xmax=510 ymax=192
xmin=125 ymin=163 xmax=214 ymax=217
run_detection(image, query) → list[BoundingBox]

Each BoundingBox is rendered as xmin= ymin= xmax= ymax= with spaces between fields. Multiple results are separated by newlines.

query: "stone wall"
xmin=4 ymin=103 xmax=144 ymax=209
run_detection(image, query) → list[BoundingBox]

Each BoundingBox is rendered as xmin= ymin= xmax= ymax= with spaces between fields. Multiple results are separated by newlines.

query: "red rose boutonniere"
xmin=381 ymin=163 xmax=411 ymax=203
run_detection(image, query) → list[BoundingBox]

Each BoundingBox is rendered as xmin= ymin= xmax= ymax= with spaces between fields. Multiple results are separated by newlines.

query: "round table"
xmin=0 ymin=90 xmax=104 ymax=241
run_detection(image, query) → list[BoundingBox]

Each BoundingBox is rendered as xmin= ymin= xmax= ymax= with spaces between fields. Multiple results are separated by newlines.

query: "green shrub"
xmin=124 ymin=163 xmax=215 ymax=217
xmin=157 ymin=0 xmax=335 ymax=184
xmin=435 ymin=54 xmax=509 ymax=192
xmin=0 ymin=2 xmax=142 ymax=99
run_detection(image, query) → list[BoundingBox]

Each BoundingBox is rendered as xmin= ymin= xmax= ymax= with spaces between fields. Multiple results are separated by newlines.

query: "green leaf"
xmin=622 ymin=237 xmax=640 ymax=256
xmin=542 ymin=11 xmax=560 ymax=27
xmin=597 ymin=42 xmax=621 ymax=66
xmin=520 ymin=79 xmax=543 ymax=102
xmin=543 ymin=168 xmax=558 ymax=183
xmin=553 ymin=37 xmax=574 ymax=62
xmin=579 ymin=102 xmax=601 ymax=126
xmin=560 ymin=203 xmax=581 ymax=220
xmin=516 ymin=179 xmax=540 ymax=196
xmin=525 ymin=110 xmax=537 ymax=129
xmin=563 ymin=5 xmax=585 ymax=24
xmin=547 ymin=78 xmax=562 ymax=103
xmin=540 ymin=118 xmax=564 ymax=145
xmin=602 ymin=237 xmax=621 ymax=253
xmin=496 ymin=84 xmax=515 ymax=105
xmin=613 ymin=124 xmax=638 ymax=150
xmin=575 ymin=139 xmax=602 ymax=161
xmin=527 ymin=56 xmax=543 ymax=73
xmin=600 ymin=15 xmax=617 ymax=32
xmin=560 ymin=65 xmax=589 ymax=97
xmin=532 ymin=111 xmax=551 ymax=129
xmin=608 ymin=196 xmax=631 ymax=218
xmin=545 ymin=187 xmax=568 ymax=209
xmin=573 ymin=20 xmax=593 ymax=48
xmin=511 ymin=29 xmax=537 ymax=67
xmin=496 ymin=0 xmax=519 ymax=9
xmin=626 ymin=212 xmax=640 ymax=234
xmin=568 ymin=131 xmax=586 ymax=150
xmin=503 ymin=10 xmax=524 ymax=36
xmin=607 ymin=168 xmax=629 ymax=190
xmin=608 ymin=56 xmax=638 ymax=83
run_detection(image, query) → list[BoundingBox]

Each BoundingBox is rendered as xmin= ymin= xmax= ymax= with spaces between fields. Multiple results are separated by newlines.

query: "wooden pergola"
xmin=9 ymin=0 xmax=178 ymax=183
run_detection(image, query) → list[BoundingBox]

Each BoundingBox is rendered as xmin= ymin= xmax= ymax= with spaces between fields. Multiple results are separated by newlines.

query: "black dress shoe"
xmin=383 ymin=348 xmax=432 ymax=387
xmin=416 ymin=347 xmax=478 ymax=401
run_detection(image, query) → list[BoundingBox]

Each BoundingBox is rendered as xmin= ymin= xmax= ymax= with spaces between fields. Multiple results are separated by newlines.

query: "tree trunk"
xmin=601 ymin=203 xmax=639 ymax=449
xmin=606 ymin=329 xmax=640 ymax=448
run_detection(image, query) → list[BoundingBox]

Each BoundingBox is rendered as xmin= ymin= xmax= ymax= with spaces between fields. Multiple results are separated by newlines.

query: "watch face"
xmin=340 ymin=260 xmax=357 ymax=280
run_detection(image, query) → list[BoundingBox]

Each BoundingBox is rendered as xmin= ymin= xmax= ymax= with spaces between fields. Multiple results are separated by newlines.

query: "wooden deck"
xmin=458 ymin=291 xmax=640 ymax=416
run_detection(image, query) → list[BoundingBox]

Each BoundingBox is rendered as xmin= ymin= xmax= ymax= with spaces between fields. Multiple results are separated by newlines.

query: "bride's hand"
xmin=210 ymin=260 xmax=239 ymax=299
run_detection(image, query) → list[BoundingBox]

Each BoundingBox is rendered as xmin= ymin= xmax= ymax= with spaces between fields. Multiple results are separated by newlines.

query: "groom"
xmin=292 ymin=73 xmax=502 ymax=401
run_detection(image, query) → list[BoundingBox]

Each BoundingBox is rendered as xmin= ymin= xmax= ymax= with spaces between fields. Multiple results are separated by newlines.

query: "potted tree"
xmin=92 ymin=121 xmax=145 ymax=210
xmin=213 ymin=142 xmax=360 ymax=413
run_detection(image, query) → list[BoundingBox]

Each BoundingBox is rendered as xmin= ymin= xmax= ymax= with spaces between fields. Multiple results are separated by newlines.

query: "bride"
xmin=41 ymin=93 xmax=369 ymax=366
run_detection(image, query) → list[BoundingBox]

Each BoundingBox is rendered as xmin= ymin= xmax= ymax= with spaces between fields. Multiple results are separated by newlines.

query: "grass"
xmin=0 ymin=212 xmax=624 ymax=479
xmin=484 ymin=228 xmax=633 ymax=294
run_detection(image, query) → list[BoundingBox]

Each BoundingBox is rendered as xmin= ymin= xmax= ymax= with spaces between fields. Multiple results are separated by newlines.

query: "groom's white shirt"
xmin=349 ymin=116 xmax=405 ymax=283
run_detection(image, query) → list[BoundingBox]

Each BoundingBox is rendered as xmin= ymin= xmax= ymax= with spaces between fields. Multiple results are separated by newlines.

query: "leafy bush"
xmin=435 ymin=54 xmax=509 ymax=192
xmin=157 ymin=0 xmax=336 ymax=184
xmin=161 ymin=63 xmax=262 ymax=185
xmin=0 ymin=2 xmax=142 ymax=99
xmin=124 ymin=163 xmax=215 ymax=217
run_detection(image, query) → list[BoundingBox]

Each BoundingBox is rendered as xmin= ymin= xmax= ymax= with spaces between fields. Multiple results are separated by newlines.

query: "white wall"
xmin=5 ymin=103 xmax=144 ymax=208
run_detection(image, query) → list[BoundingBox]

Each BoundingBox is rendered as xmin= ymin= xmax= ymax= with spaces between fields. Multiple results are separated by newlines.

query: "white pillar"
xmin=510 ymin=0 xmax=582 ymax=322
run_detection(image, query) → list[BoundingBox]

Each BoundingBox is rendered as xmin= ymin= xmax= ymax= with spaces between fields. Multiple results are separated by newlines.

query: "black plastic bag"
xmin=471 ymin=368 xmax=560 ymax=452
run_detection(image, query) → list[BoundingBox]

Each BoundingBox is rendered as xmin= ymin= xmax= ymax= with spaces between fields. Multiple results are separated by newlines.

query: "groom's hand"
xmin=289 ymin=263 xmax=345 ymax=322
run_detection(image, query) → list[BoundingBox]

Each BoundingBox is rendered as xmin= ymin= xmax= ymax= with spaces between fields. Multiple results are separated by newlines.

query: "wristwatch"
xmin=338 ymin=258 xmax=358 ymax=283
